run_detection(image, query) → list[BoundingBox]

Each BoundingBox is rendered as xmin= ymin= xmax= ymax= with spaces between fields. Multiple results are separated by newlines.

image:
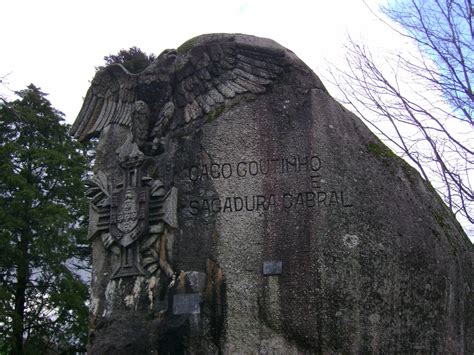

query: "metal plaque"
xmin=173 ymin=293 xmax=201 ymax=315
xmin=263 ymin=261 xmax=283 ymax=276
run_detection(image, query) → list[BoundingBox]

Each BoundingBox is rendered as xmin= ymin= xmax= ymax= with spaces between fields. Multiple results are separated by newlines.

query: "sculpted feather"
xmin=72 ymin=34 xmax=289 ymax=151
xmin=71 ymin=64 xmax=137 ymax=141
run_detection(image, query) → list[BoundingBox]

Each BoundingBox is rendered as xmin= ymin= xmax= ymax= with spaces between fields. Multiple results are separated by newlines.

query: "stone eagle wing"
xmin=172 ymin=37 xmax=288 ymax=126
xmin=71 ymin=64 xmax=137 ymax=141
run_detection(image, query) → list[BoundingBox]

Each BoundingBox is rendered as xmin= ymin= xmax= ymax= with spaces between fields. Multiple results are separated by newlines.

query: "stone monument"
xmin=72 ymin=34 xmax=473 ymax=353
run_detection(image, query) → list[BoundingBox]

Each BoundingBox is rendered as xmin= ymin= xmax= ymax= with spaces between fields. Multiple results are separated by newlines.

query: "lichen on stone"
xmin=207 ymin=106 xmax=226 ymax=123
xmin=177 ymin=36 xmax=199 ymax=54
xmin=367 ymin=141 xmax=397 ymax=160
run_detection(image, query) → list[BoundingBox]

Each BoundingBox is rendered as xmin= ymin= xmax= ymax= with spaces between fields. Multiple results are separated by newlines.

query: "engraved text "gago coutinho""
xmin=188 ymin=156 xmax=321 ymax=181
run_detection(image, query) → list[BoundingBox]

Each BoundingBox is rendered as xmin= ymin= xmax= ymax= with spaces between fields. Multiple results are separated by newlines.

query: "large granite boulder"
xmin=72 ymin=34 xmax=473 ymax=354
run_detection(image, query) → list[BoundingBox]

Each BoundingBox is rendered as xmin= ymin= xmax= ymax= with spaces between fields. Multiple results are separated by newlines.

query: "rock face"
xmin=72 ymin=34 xmax=473 ymax=354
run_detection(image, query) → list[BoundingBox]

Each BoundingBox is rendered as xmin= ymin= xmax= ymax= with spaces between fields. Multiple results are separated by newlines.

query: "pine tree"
xmin=0 ymin=84 xmax=90 ymax=354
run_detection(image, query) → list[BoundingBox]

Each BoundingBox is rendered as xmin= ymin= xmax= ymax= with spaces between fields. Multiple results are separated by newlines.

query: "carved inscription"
xmin=189 ymin=192 xmax=352 ymax=215
xmin=187 ymin=155 xmax=353 ymax=215
xmin=189 ymin=156 xmax=321 ymax=181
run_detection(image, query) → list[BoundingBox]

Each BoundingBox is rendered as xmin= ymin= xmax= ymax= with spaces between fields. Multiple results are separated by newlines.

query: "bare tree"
xmin=328 ymin=0 xmax=473 ymax=232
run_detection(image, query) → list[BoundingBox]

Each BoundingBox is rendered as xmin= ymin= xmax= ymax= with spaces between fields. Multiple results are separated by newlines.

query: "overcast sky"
xmin=1 ymin=0 xmax=390 ymax=123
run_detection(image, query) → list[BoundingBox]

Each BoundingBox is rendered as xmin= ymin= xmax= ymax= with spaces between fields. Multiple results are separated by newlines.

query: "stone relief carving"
xmin=71 ymin=38 xmax=287 ymax=142
xmin=74 ymin=36 xmax=288 ymax=284
xmin=85 ymin=134 xmax=178 ymax=281
xmin=71 ymin=34 xmax=473 ymax=354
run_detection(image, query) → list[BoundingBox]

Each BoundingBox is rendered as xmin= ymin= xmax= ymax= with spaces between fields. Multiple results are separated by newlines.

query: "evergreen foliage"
xmin=0 ymin=84 xmax=90 ymax=354
xmin=102 ymin=46 xmax=156 ymax=73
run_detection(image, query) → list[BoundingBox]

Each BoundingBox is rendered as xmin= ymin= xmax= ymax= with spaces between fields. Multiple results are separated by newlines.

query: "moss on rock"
xmin=367 ymin=141 xmax=397 ymax=160
xmin=207 ymin=106 xmax=226 ymax=123
xmin=177 ymin=36 xmax=199 ymax=54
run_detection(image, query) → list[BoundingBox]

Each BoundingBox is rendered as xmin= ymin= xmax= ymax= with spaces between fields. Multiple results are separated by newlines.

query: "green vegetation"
xmin=434 ymin=212 xmax=447 ymax=230
xmin=367 ymin=141 xmax=397 ymax=160
xmin=0 ymin=85 xmax=91 ymax=354
xmin=207 ymin=106 xmax=226 ymax=123
xmin=177 ymin=36 xmax=199 ymax=54
xmin=101 ymin=46 xmax=156 ymax=73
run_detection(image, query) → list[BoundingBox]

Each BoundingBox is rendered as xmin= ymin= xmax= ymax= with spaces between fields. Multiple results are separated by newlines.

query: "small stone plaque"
xmin=263 ymin=261 xmax=283 ymax=276
xmin=173 ymin=293 xmax=201 ymax=315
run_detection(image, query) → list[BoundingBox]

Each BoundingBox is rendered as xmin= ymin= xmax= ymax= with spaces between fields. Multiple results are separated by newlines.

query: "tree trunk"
xmin=12 ymin=233 xmax=29 ymax=355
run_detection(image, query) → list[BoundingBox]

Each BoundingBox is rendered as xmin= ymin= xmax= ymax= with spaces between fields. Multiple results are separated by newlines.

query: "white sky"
xmin=1 ymin=0 xmax=388 ymax=122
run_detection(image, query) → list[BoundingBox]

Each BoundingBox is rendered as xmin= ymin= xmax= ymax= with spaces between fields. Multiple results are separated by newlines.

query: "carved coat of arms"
xmin=110 ymin=187 xmax=148 ymax=248
xmin=85 ymin=140 xmax=177 ymax=280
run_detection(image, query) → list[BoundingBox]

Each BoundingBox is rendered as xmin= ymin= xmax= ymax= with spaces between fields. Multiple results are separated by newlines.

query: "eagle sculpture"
xmin=73 ymin=34 xmax=292 ymax=280
xmin=71 ymin=34 xmax=289 ymax=151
